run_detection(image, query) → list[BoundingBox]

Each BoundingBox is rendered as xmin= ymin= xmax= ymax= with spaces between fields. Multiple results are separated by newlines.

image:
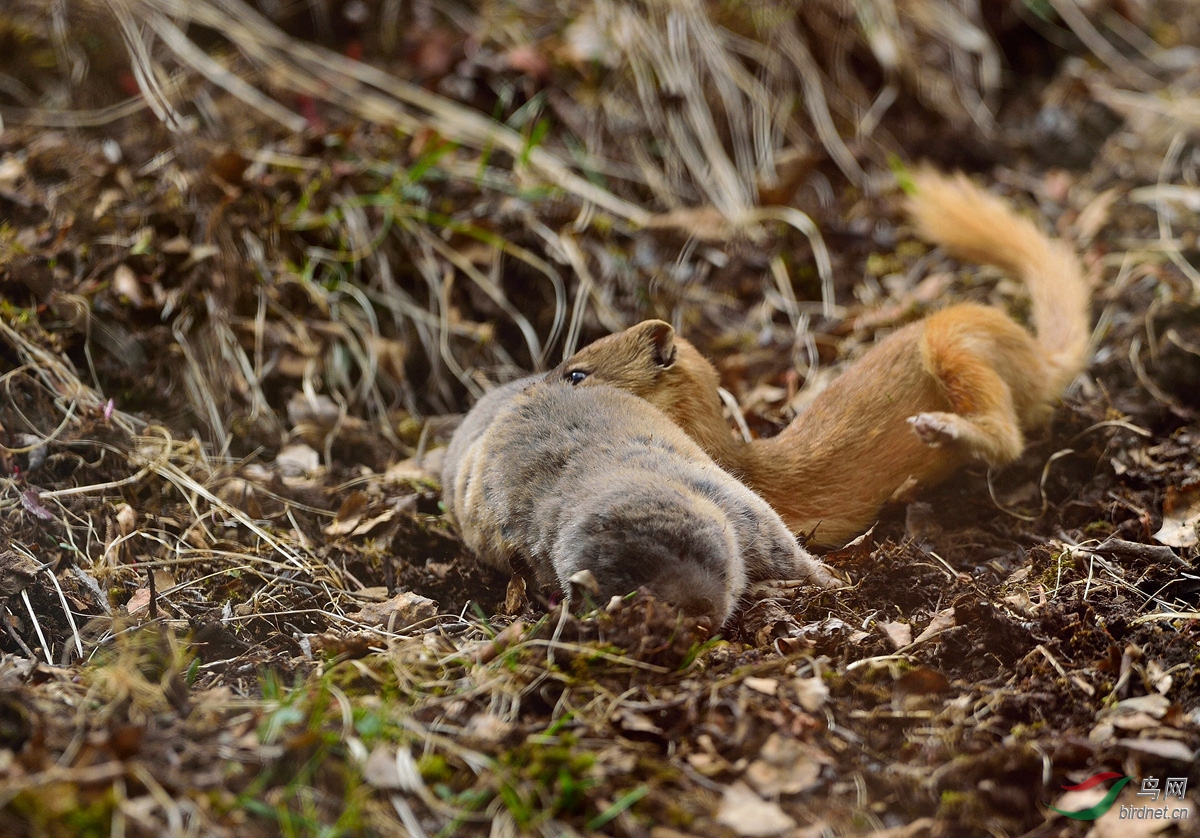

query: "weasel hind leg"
xmin=915 ymin=314 xmax=1026 ymax=467
xmin=907 ymin=409 xmax=1021 ymax=465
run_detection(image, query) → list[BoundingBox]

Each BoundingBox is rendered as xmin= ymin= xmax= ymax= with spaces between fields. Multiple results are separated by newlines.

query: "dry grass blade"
xmin=1046 ymin=0 xmax=1161 ymax=92
xmin=1 ymin=97 xmax=151 ymax=128
xmin=140 ymin=5 xmax=308 ymax=133
xmin=105 ymin=0 xmax=651 ymax=224
xmin=774 ymin=22 xmax=866 ymax=185
xmin=0 ymin=319 xmax=140 ymax=435
xmin=18 ymin=589 xmax=53 ymax=665
xmin=107 ymin=1 xmax=187 ymax=131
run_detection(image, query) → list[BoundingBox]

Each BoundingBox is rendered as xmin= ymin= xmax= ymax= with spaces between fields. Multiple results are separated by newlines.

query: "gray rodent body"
xmin=442 ymin=376 xmax=836 ymax=624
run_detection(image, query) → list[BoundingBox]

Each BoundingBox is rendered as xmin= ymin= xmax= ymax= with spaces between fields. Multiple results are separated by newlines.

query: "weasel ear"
xmin=641 ymin=320 xmax=677 ymax=369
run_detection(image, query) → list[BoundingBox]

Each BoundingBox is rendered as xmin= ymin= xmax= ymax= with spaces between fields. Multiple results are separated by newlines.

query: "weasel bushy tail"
xmin=906 ymin=168 xmax=1091 ymax=396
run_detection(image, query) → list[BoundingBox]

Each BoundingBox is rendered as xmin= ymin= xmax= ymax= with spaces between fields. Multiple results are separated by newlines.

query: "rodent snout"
xmin=554 ymin=490 xmax=738 ymax=624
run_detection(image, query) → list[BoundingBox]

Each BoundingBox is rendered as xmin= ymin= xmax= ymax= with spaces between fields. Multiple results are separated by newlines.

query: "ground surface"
xmin=0 ymin=1 xmax=1198 ymax=836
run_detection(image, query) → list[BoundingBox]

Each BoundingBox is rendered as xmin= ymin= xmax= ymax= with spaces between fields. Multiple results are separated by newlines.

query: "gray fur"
xmin=442 ymin=378 xmax=836 ymax=624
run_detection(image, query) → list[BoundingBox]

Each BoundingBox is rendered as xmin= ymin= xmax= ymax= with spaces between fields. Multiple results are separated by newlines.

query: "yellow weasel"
xmin=554 ymin=169 xmax=1091 ymax=547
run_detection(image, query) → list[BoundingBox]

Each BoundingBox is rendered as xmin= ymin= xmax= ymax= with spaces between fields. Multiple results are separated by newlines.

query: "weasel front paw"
xmin=908 ymin=412 xmax=960 ymax=447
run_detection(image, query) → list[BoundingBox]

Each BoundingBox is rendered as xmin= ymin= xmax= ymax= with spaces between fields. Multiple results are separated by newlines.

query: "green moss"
xmin=353 ymin=706 xmax=387 ymax=740
xmin=418 ymin=753 xmax=454 ymax=784
xmin=937 ymin=788 xmax=973 ymax=818
xmin=663 ymin=799 xmax=696 ymax=827
xmin=494 ymin=736 xmax=602 ymax=826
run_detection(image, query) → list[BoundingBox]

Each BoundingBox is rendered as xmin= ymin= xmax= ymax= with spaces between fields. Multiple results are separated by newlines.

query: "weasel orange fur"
xmin=555 ymin=169 xmax=1092 ymax=547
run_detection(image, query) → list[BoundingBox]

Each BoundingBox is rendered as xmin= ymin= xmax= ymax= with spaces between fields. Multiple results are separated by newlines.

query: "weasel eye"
xmin=564 ymin=369 xmax=589 ymax=385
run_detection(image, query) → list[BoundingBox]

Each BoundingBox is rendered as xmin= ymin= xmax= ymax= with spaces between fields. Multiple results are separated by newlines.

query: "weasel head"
xmin=552 ymin=320 xmax=679 ymax=398
xmin=552 ymin=320 xmax=732 ymax=446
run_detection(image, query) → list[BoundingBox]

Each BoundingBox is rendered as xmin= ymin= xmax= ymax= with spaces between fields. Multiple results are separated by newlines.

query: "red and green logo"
xmin=1049 ymin=773 xmax=1131 ymax=820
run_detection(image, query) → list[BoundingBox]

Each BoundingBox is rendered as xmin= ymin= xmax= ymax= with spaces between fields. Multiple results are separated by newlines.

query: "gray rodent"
xmin=442 ymin=376 xmax=837 ymax=624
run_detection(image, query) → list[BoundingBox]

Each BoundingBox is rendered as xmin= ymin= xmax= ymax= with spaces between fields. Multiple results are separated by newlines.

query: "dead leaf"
xmin=503 ymin=573 xmax=528 ymax=615
xmin=363 ymin=746 xmax=403 ymax=790
xmin=385 ymin=456 xmax=438 ymax=483
xmin=715 ymin=781 xmax=796 ymax=836
xmin=209 ymin=149 xmax=250 ymax=184
xmin=1153 ymin=485 xmax=1200 ymax=547
xmin=1088 ymin=538 xmax=1183 ymax=566
xmin=286 ymin=392 xmax=341 ymax=430
xmin=21 ymin=488 xmax=54 ymax=521
xmin=344 ymin=591 xmax=437 ymax=630
xmin=93 ymin=188 xmax=123 ymax=220
xmin=0 ymin=550 xmax=42 ymax=598
xmin=743 ymin=676 xmax=778 ymax=696
xmin=894 ymin=666 xmax=951 ymax=697
xmin=1146 ymin=660 xmax=1173 ymax=695
xmin=114 ymin=503 xmax=137 ymax=537
xmin=274 ymin=443 xmax=320 ymax=476
xmin=613 ymin=709 xmax=663 ymax=736
xmin=1117 ymin=738 xmax=1195 ymax=762
xmin=1073 ymin=187 xmax=1119 ymax=244
xmin=126 ymin=587 xmax=151 ymax=614
xmin=324 ymin=492 xmax=410 ymax=538
xmin=1048 ymin=785 xmax=1109 ymax=821
xmin=1103 ymin=694 xmax=1170 ymax=719
xmin=744 ymin=734 xmax=829 ymax=796
xmin=331 ymin=490 xmax=369 ymax=525
xmin=464 ymin=712 xmax=515 ymax=744
xmin=1110 ymin=713 xmax=1164 ymax=732
xmin=346 ymin=499 xmax=416 ymax=538
xmin=1003 ymin=590 xmax=1035 ymax=616
xmin=912 ymin=608 xmax=955 ymax=645
xmin=793 ymin=674 xmax=829 ymax=712
xmin=879 ymin=620 xmax=912 ymax=649
xmin=742 ymin=382 xmax=789 ymax=417
xmin=112 ymin=264 xmax=149 ymax=308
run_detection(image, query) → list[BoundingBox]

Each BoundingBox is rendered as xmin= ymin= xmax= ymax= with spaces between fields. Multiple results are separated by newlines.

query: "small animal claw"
xmin=567 ymin=568 xmax=600 ymax=596
xmin=907 ymin=413 xmax=959 ymax=447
